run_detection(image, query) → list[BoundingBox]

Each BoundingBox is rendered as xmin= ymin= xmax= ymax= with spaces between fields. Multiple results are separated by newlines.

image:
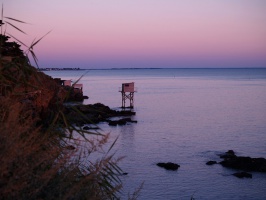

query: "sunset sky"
xmin=3 ymin=0 xmax=266 ymax=68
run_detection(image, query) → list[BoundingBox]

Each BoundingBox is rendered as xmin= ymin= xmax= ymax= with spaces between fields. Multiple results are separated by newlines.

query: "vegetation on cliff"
xmin=0 ymin=11 xmax=133 ymax=199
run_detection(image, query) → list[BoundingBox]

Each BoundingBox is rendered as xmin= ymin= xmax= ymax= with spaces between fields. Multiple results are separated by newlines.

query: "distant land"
xmin=39 ymin=67 xmax=266 ymax=71
xmin=38 ymin=67 xmax=161 ymax=71
xmin=38 ymin=67 xmax=162 ymax=71
xmin=39 ymin=68 xmax=83 ymax=71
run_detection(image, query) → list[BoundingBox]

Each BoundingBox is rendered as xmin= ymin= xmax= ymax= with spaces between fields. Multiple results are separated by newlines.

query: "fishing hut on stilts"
xmin=119 ymin=82 xmax=136 ymax=109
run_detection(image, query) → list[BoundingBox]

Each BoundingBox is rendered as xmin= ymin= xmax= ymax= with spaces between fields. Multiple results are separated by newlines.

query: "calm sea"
xmin=45 ymin=68 xmax=266 ymax=200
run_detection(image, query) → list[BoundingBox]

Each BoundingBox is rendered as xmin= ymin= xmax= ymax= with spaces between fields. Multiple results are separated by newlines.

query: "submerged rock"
xmin=233 ymin=172 xmax=252 ymax=178
xmin=206 ymin=161 xmax=217 ymax=165
xmin=218 ymin=150 xmax=266 ymax=172
xmin=83 ymin=126 xmax=99 ymax=130
xmin=219 ymin=150 xmax=236 ymax=159
xmin=157 ymin=162 xmax=180 ymax=171
xmin=207 ymin=150 xmax=266 ymax=179
xmin=108 ymin=118 xmax=137 ymax=126
xmin=220 ymin=156 xmax=266 ymax=172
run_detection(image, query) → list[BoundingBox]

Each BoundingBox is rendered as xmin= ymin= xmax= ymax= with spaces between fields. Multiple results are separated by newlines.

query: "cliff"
xmin=0 ymin=35 xmax=67 ymax=126
xmin=0 ymin=35 xmax=124 ymax=199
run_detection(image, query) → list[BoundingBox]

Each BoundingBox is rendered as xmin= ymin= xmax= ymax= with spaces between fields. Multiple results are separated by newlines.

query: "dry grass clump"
xmin=0 ymin=93 xmax=123 ymax=200
xmin=0 ymin=8 xmax=142 ymax=198
xmin=0 ymin=49 xmax=123 ymax=199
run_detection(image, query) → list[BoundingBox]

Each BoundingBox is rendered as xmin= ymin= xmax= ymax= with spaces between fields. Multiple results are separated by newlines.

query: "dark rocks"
xmin=116 ymin=110 xmax=136 ymax=116
xmin=219 ymin=150 xmax=236 ymax=159
xmin=108 ymin=121 xmax=120 ymax=126
xmin=220 ymin=156 xmax=266 ymax=172
xmin=83 ymin=126 xmax=99 ymax=130
xmin=157 ymin=162 xmax=180 ymax=171
xmin=64 ymin=86 xmax=89 ymax=102
xmin=108 ymin=118 xmax=138 ymax=126
xmin=64 ymin=103 xmax=136 ymax=126
xmin=206 ymin=150 xmax=266 ymax=180
xmin=233 ymin=172 xmax=252 ymax=178
xmin=206 ymin=161 xmax=217 ymax=165
xmin=208 ymin=150 xmax=266 ymax=173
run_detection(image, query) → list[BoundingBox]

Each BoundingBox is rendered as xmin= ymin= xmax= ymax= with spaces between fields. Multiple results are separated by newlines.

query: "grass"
xmin=0 ymin=5 xmax=138 ymax=199
xmin=0 ymin=54 xmax=125 ymax=199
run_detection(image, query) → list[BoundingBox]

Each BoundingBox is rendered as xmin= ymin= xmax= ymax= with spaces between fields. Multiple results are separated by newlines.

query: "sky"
xmin=2 ymin=0 xmax=266 ymax=68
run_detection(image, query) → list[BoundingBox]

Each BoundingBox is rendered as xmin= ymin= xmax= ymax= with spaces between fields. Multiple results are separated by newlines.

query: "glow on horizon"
xmin=3 ymin=0 xmax=266 ymax=68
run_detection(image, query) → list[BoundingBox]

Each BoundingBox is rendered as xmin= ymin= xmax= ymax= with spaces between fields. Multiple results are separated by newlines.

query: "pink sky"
xmin=3 ymin=0 xmax=266 ymax=68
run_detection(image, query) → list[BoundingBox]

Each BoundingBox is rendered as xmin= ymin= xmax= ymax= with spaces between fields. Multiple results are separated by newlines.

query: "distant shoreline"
xmin=39 ymin=67 xmax=83 ymax=71
xmin=39 ymin=67 xmax=266 ymax=71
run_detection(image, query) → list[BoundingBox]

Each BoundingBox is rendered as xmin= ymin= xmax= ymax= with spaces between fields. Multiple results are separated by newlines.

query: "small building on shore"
xmin=54 ymin=78 xmax=87 ymax=101
xmin=121 ymin=82 xmax=135 ymax=92
xmin=119 ymin=82 xmax=136 ymax=108
xmin=73 ymin=84 xmax=83 ymax=93
xmin=63 ymin=80 xmax=71 ymax=87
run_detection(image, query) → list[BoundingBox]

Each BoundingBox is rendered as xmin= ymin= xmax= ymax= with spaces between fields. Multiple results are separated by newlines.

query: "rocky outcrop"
xmin=1 ymin=56 xmax=67 ymax=128
xmin=233 ymin=172 xmax=252 ymax=178
xmin=108 ymin=118 xmax=137 ymax=126
xmin=220 ymin=155 xmax=266 ymax=172
xmin=64 ymin=103 xmax=137 ymax=126
xmin=206 ymin=161 xmax=217 ymax=165
xmin=206 ymin=150 xmax=266 ymax=177
xmin=157 ymin=162 xmax=180 ymax=171
xmin=1 ymin=36 xmax=136 ymax=129
xmin=82 ymin=126 xmax=99 ymax=130
xmin=219 ymin=150 xmax=236 ymax=159
xmin=63 ymin=85 xmax=89 ymax=102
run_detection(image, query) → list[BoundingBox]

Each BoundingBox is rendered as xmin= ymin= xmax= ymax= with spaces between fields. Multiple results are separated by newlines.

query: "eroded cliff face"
xmin=0 ymin=58 xmax=67 ymax=126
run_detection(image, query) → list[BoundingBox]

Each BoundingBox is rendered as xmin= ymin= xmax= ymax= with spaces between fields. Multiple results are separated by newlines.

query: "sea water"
xmin=45 ymin=68 xmax=266 ymax=200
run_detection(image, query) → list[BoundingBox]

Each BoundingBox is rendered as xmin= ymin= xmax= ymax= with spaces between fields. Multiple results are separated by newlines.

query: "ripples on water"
xmin=45 ymin=68 xmax=266 ymax=200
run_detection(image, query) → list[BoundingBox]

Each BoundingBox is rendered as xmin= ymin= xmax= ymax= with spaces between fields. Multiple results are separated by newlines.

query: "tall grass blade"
xmin=3 ymin=25 xmax=6 ymax=35
xmin=107 ymin=135 xmax=119 ymax=154
xmin=5 ymin=21 xmax=27 ymax=34
xmin=128 ymin=182 xmax=144 ymax=200
xmin=4 ymin=16 xmax=28 ymax=24
xmin=1 ymin=8 xmax=127 ymax=198
xmin=1 ymin=4 xmax=3 ymax=35
xmin=30 ymin=30 xmax=51 ymax=48
xmin=7 ymin=33 xmax=28 ymax=47
xmin=104 ymin=165 xmax=121 ymax=183
xmin=1 ymin=4 xmax=3 ymax=21
xmin=29 ymin=49 xmax=39 ymax=68
xmin=71 ymin=71 xmax=89 ymax=86
xmin=109 ymin=161 xmax=123 ymax=175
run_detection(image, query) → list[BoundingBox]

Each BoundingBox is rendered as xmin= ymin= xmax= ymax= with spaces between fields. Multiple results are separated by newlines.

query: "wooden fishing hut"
xmin=119 ymin=82 xmax=136 ymax=108
xmin=54 ymin=78 xmax=71 ymax=87
xmin=63 ymin=80 xmax=71 ymax=87
xmin=73 ymin=83 xmax=83 ymax=93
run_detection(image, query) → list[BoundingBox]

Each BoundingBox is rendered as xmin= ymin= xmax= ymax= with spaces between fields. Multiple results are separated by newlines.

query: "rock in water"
xmin=219 ymin=150 xmax=236 ymax=159
xmin=157 ymin=162 xmax=180 ymax=171
xmin=206 ymin=161 xmax=217 ymax=165
xmin=220 ymin=156 xmax=266 ymax=172
xmin=233 ymin=172 xmax=252 ymax=178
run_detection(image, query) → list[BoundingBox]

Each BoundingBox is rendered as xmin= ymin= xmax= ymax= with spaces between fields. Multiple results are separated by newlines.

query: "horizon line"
xmin=39 ymin=67 xmax=266 ymax=71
